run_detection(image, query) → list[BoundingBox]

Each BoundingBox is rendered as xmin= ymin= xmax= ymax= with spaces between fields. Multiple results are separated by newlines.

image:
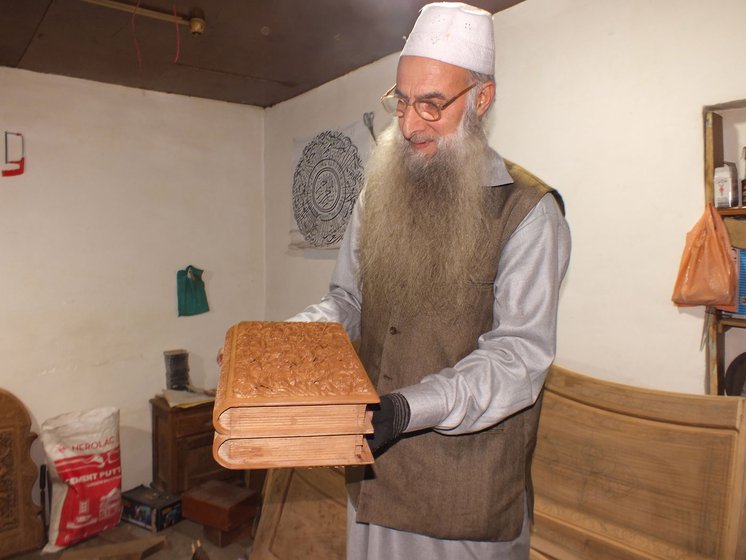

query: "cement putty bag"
xmin=40 ymin=406 xmax=122 ymax=552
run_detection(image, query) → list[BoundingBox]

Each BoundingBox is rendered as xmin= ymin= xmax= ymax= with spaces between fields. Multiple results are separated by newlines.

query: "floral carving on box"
xmin=217 ymin=322 xmax=376 ymax=403
xmin=0 ymin=389 xmax=44 ymax=558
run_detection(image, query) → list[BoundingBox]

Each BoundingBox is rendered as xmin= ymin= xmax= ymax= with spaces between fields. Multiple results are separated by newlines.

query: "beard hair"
xmin=358 ymin=109 xmax=493 ymax=317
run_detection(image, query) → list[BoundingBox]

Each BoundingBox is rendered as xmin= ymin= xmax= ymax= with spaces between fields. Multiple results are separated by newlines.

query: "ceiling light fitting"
xmin=80 ymin=0 xmax=205 ymax=35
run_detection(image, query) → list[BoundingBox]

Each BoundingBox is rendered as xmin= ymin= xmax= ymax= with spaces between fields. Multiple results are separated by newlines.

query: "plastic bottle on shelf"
xmin=714 ymin=163 xmax=738 ymax=208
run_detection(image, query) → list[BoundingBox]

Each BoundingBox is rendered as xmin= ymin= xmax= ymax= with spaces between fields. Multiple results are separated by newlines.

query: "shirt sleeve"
xmin=397 ymin=194 xmax=571 ymax=435
xmin=286 ymin=197 xmax=363 ymax=341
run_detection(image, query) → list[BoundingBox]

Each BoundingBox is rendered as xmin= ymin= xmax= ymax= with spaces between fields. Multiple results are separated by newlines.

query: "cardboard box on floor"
xmin=121 ymin=486 xmax=182 ymax=533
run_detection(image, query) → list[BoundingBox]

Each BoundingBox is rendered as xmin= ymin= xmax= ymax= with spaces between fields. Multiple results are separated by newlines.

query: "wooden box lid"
xmin=213 ymin=321 xmax=379 ymax=435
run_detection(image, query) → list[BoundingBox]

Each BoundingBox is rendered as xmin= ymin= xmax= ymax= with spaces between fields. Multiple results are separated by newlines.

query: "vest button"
xmin=389 ymin=326 xmax=398 ymax=335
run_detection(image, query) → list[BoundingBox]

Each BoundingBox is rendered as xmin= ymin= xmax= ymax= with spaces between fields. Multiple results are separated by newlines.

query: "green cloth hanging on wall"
xmin=177 ymin=265 xmax=209 ymax=316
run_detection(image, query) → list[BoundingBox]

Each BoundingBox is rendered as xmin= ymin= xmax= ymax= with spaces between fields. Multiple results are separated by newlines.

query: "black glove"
xmin=367 ymin=393 xmax=410 ymax=456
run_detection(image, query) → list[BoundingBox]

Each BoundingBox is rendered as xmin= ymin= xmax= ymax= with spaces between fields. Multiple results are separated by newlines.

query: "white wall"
xmin=491 ymin=0 xmax=746 ymax=392
xmin=264 ymin=0 xmax=746 ymax=395
xmin=0 ymin=68 xmax=265 ymax=489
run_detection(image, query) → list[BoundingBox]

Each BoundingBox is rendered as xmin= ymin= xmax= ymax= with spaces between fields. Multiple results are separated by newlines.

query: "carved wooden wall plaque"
xmin=0 ymin=389 xmax=44 ymax=558
xmin=213 ymin=322 xmax=378 ymax=469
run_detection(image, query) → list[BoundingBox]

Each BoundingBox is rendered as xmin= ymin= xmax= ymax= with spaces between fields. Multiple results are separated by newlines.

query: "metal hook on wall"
xmin=363 ymin=112 xmax=377 ymax=144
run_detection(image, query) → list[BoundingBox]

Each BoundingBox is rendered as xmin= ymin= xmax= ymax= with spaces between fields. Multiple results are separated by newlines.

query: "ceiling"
xmin=0 ymin=0 xmax=523 ymax=107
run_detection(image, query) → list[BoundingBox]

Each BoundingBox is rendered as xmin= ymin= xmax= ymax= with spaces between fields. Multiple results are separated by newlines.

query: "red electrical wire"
xmin=131 ymin=0 xmax=143 ymax=72
xmin=173 ymin=3 xmax=181 ymax=63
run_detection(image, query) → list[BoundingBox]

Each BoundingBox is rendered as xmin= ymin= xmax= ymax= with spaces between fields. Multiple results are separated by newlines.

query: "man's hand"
xmin=367 ymin=393 xmax=411 ymax=456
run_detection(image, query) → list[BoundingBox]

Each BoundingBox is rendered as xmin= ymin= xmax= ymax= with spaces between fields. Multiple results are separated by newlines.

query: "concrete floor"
xmin=13 ymin=519 xmax=253 ymax=560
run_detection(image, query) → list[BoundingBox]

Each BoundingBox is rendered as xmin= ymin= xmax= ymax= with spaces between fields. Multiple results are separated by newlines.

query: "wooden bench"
xmin=530 ymin=365 xmax=746 ymax=560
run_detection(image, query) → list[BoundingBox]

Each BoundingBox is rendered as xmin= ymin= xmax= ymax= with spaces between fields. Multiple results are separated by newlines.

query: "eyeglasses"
xmin=380 ymin=83 xmax=477 ymax=122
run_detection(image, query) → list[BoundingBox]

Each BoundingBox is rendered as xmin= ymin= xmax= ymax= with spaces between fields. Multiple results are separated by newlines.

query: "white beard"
xmin=359 ymin=111 xmax=493 ymax=315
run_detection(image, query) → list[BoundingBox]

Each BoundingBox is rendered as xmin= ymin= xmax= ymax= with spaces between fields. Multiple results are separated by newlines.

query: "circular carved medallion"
xmin=292 ymin=130 xmax=363 ymax=247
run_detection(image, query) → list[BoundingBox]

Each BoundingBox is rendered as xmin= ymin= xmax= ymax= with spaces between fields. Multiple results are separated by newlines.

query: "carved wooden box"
xmin=212 ymin=321 xmax=378 ymax=469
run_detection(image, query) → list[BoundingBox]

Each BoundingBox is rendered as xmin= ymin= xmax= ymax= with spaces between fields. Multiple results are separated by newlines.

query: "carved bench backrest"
xmin=531 ymin=365 xmax=746 ymax=560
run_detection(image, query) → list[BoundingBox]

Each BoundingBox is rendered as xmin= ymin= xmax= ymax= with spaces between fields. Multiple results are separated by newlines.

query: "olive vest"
xmin=347 ymin=161 xmax=562 ymax=541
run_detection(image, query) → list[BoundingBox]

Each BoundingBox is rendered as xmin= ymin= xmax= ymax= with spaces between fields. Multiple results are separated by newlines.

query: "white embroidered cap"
xmin=401 ymin=2 xmax=495 ymax=74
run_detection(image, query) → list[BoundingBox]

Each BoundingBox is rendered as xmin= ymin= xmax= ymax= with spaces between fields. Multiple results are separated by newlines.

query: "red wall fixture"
xmin=2 ymin=131 xmax=25 ymax=177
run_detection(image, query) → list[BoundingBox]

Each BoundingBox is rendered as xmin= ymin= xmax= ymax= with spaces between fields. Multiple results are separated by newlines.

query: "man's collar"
xmin=482 ymin=147 xmax=513 ymax=187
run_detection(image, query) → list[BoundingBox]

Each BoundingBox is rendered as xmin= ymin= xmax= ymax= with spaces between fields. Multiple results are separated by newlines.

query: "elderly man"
xmin=290 ymin=2 xmax=571 ymax=559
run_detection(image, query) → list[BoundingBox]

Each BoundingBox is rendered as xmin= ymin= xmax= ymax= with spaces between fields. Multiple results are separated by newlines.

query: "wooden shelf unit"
xmin=703 ymin=100 xmax=746 ymax=395
xmin=717 ymin=207 xmax=746 ymax=217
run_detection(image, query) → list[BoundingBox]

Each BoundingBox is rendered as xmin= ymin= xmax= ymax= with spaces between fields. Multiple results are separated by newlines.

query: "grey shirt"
xmin=289 ymin=149 xmax=571 ymax=436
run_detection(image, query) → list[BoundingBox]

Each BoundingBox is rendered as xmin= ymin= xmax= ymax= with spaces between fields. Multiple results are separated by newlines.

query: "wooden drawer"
xmin=178 ymin=432 xmax=238 ymax=490
xmin=173 ymin=410 xmax=215 ymax=438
